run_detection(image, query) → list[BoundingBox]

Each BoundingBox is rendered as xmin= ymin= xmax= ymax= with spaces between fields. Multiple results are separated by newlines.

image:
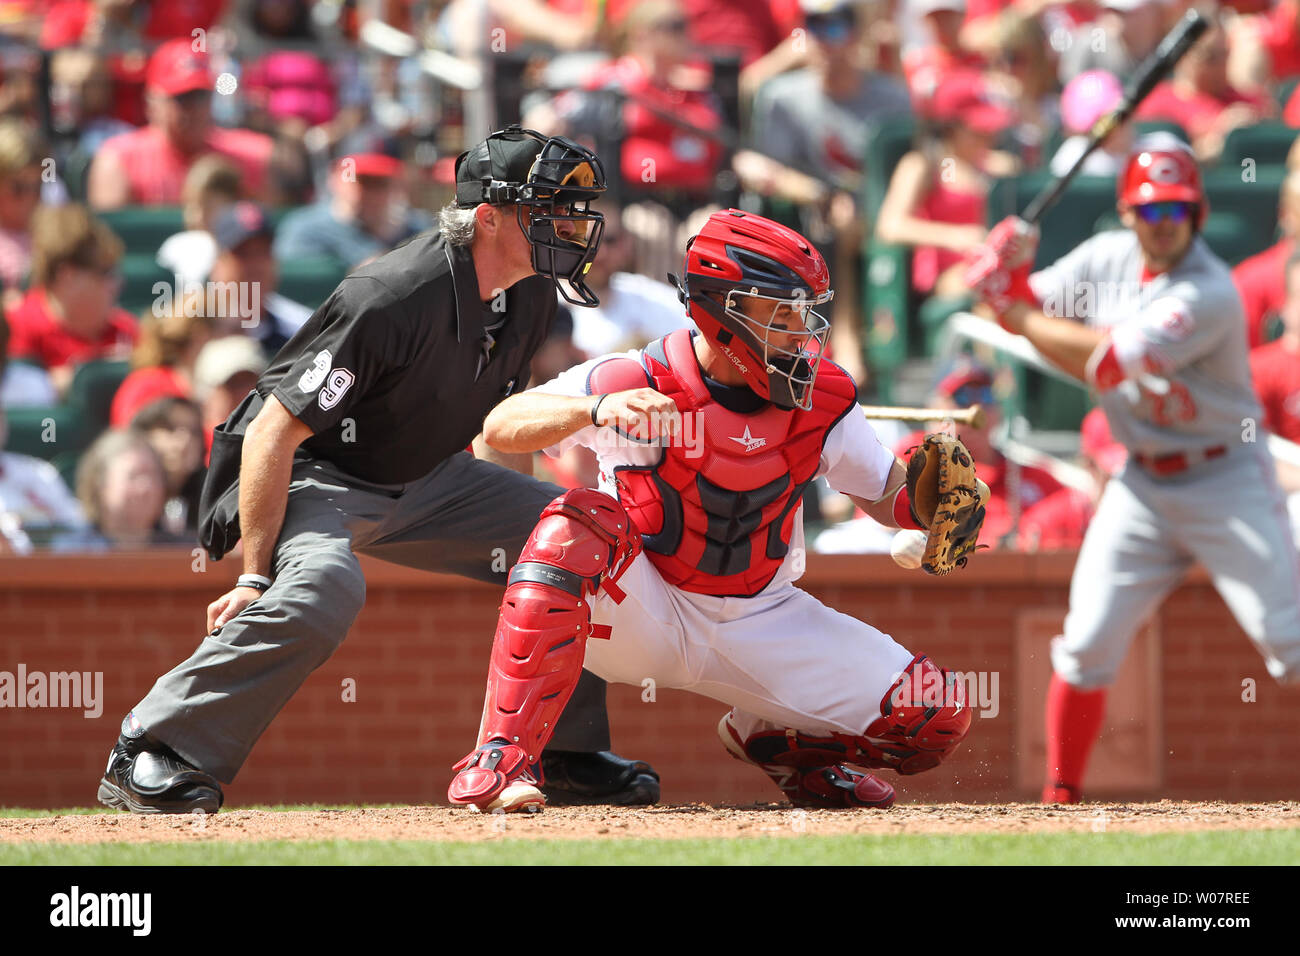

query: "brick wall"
xmin=1 ymin=552 xmax=1296 ymax=808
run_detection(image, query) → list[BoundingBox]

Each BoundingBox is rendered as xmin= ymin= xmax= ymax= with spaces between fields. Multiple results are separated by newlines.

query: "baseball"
xmin=890 ymin=530 xmax=927 ymax=569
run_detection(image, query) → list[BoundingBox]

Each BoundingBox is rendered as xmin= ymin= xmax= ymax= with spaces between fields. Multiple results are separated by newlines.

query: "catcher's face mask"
xmin=720 ymin=287 xmax=833 ymax=411
xmin=673 ymin=209 xmax=835 ymax=411
xmin=456 ymin=127 xmax=607 ymax=307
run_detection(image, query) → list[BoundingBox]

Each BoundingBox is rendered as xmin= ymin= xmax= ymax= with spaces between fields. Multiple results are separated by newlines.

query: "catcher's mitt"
xmin=905 ymin=433 xmax=987 ymax=574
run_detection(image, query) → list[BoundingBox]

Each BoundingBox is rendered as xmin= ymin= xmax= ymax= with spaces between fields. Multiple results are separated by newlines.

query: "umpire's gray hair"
xmin=439 ymin=203 xmax=478 ymax=246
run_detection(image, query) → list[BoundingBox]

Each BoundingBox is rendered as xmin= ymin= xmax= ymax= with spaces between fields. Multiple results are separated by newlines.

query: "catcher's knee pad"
xmin=858 ymin=654 xmax=972 ymax=775
xmin=478 ymin=488 xmax=640 ymax=761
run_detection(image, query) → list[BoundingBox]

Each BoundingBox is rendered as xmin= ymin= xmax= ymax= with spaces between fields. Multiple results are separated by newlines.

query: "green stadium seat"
xmin=276 ymin=257 xmax=349 ymax=310
xmin=1134 ymin=120 xmax=1192 ymax=143
xmin=99 ymin=207 xmax=185 ymax=256
xmin=1022 ymin=369 xmax=1092 ymax=432
xmin=3 ymin=360 xmax=130 ymax=479
xmin=862 ymin=115 xmax=918 ymax=220
xmin=3 ymin=405 xmax=73 ymax=460
xmin=66 ymin=359 xmax=129 ymax=440
xmin=1202 ymin=165 xmax=1284 ymax=261
xmin=119 ymin=253 xmax=174 ymax=314
xmin=1219 ymin=121 xmax=1298 ymax=171
xmin=987 ymin=172 xmax=1119 ymax=268
xmin=859 ymin=241 xmax=912 ymax=404
xmin=918 ymin=293 xmax=972 ymax=357
xmin=1275 ymin=77 xmax=1299 ymax=111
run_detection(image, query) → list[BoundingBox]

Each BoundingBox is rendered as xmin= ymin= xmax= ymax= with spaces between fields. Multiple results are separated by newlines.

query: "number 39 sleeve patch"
xmin=318 ymin=368 xmax=356 ymax=410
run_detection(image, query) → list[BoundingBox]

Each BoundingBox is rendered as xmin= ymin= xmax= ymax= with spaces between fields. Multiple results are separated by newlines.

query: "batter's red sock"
xmin=1043 ymin=673 xmax=1107 ymax=802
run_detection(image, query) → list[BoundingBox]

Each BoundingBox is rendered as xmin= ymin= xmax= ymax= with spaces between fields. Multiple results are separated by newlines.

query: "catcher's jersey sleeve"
xmin=817 ymin=410 xmax=896 ymax=501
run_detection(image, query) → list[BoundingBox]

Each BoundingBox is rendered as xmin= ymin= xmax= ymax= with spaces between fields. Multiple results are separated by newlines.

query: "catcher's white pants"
xmin=582 ymin=551 xmax=917 ymax=738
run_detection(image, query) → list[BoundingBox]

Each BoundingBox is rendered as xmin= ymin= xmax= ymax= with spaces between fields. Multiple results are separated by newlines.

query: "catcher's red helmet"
xmin=671 ymin=209 xmax=833 ymax=410
xmin=1118 ymin=133 xmax=1208 ymax=229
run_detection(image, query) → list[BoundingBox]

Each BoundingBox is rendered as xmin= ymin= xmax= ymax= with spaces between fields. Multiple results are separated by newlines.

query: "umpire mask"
xmin=455 ymin=126 xmax=607 ymax=307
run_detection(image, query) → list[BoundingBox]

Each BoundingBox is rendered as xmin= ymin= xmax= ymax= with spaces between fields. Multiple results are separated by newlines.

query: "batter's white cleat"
xmin=448 ymin=740 xmax=546 ymax=813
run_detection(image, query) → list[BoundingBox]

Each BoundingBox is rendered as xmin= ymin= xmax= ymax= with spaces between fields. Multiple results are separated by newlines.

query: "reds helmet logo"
xmin=1145 ymin=156 xmax=1185 ymax=185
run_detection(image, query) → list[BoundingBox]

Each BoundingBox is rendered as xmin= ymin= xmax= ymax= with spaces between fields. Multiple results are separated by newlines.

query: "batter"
xmin=968 ymin=133 xmax=1300 ymax=803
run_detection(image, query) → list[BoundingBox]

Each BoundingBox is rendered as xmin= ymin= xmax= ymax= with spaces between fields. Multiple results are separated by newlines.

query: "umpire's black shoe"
xmin=539 ymin=750 xmax=661 ymax=806
xmin=97 ymin=713 xmax=223 ymax=814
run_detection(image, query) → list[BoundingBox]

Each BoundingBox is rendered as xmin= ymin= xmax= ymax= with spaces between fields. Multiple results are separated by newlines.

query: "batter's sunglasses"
xmin=806 ymin=10 xmax=854 ymax=42
xmin=1135 ymin=201 xmax=1194 ymax=224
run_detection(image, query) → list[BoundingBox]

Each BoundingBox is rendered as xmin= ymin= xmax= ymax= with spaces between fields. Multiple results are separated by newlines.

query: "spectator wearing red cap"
xmin=272 ymin=154 xmax=428 ymax=269
xmin=533 ymin=0 xmax=727 ymax=212
xmin=87 ymin=38 xmax=274 ymax=210
xmin=895 ymin=358 xmax=1062 ymax=548
xmin=902 ymin=0 xmax=987 ymax=105
xmin=1233 ymin=171 xmax=1300 ymax=348
xmin=6 ymin=204 xmax=136 ymax=399
xmin=1017 ymin=407 xmax=1127 ymax=551
xmin=876 ymin=70 xmax=1017 ymax=300
xmin=1134 ymin=22 xmax=1271 ymax=162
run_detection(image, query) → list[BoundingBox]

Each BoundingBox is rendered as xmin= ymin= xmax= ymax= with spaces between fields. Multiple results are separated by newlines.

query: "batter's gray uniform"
xmin=1030 ymin=230 xmax=1300 ymax=686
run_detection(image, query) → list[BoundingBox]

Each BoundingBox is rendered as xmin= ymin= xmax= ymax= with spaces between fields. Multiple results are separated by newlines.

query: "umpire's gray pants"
xmin=132 ymin=453 xmax=610 ymax=782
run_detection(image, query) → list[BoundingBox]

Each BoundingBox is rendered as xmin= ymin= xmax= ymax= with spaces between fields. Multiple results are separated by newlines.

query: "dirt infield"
xmin=2 ymin=801 xmax=1297 ymax=845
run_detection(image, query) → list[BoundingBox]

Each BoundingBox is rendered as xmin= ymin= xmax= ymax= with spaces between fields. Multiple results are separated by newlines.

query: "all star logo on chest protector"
xmin=596 ymin=330 xmax=856 ymax=597
xmin=730 ymin=426 xmax=766 ymax=452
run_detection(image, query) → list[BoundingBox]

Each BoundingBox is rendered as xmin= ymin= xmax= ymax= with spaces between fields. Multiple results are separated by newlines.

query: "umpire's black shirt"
xmin=257 ymin=231 xmax=556 ymax=484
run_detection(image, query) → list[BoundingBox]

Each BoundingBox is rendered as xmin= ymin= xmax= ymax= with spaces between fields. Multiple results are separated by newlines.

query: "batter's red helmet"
xmin=671 ymin=209 xmax=833 ymax=411
xmin=1118 ymin=133 xmax=1208 ymax=229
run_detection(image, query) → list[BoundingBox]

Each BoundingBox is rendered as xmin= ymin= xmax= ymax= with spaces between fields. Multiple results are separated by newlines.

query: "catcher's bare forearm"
xmin=483 ymin=393 xmax=594 ymax=454
xmin=239 ymin=396 xmax=313 ymax=578
xmin=484 ymin=387 xmax=681 ymax=454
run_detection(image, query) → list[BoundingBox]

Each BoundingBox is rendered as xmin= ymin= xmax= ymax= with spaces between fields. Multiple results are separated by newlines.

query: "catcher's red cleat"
xmin=448 ymin=740 xmax=545 ymax=813
xmin=719 ymin=714 xmax=896 ymax=810
xmin=1042 ymin=782 xmax=1082 ymax=804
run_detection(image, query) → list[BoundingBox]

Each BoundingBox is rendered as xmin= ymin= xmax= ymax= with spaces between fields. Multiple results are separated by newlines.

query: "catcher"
xmin=447 ymin=209 xmax=986 ymax=813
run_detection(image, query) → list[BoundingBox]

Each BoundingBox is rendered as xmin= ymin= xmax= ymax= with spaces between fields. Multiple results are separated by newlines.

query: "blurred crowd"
xmin=0 ymin=0 xmax=1298 ymax=555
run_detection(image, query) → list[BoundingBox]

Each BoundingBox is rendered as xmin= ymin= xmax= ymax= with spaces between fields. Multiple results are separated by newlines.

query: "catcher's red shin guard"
xmin=448 ymin=488 xmax=640 ymax=811
xmin=858 ymin=654 xmax=972 ymax=774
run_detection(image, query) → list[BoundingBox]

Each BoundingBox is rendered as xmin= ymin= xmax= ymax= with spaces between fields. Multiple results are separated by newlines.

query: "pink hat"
xmin=1061 ymin=70 xmax=1123 ymax=135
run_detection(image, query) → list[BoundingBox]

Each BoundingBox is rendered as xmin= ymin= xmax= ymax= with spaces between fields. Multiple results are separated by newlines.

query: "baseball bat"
xmin=1020 ymin=9 xmax=1209 ymax=225
xmin=861 ymin=404 xmax=987 ymax=428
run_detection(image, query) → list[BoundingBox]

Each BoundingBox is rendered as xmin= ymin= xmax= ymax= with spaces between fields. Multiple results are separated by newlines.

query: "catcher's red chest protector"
xmin=590 ymin=329 xmax=857 ymax=596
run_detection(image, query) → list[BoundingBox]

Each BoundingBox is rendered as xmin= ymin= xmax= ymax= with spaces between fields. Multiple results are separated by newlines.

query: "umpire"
xmin=97 ymin=127 xmax=660 ymax=813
